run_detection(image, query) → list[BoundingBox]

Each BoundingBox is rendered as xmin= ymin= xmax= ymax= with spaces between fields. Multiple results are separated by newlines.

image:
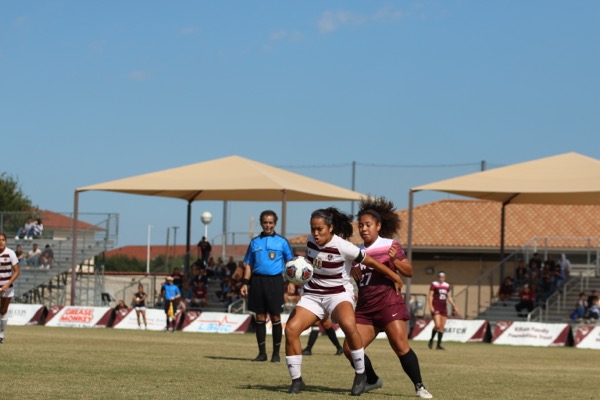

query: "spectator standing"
xmin=197 ymin=236 xmax=212 ymax=267
xmin=26 ymin=243 xmax=42 ymax=267
xmin=558 ymin=253 xmax=572 ymax=281
xmin=428 ymin=271 xmax=458 ymax=350
xmin=226 ymin=256 xmax=237 ymax=276
xmin=133 ymin=284 xmax=148 ymax=329
xmin=40 ymin=244 xmax=54 ymax=270
xmin=0 ymin=233 xmax=21 ymax=344
xmin=240 ymin=210 xmax=294 ymax=363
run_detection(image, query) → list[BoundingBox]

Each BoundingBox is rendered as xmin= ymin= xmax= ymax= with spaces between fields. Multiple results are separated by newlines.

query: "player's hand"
xmin=350 ymin=266 xmax=362 ymax=282
xmin=394 ymin=280 xmax=403 ymax=294
xmin=388 ymin=246 xmax=397 ymax=259
xmin=240 ymin=285 xmax=248 ymax=297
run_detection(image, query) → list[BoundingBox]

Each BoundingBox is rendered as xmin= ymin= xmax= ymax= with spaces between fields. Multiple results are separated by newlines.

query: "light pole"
xmin=200 ymin=211 xmax=213 ymax=239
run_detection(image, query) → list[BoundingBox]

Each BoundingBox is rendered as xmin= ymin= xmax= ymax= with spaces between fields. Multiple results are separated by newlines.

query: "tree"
xmin=0 ymin=172 xmax=37 ymax=232
xmin=0 ymin=172 xmax=35 ymax=211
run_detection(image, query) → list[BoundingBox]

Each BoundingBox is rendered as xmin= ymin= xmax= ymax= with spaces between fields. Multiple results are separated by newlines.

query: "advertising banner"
xmin=182 ymin=312 xmax=251 ymax=334
xmin=7 ymin=304 xmax=45 ymax=325
xmin=411 ymin=318 xmax=489 ymax=342
xmin=574 ymin=325 xmax=600 ymax=350
xmin=45 ymin=306 xmax=112 ymax=328
xmin=492 ymin=321 xmax=570 ymax=347
xmin=113 ymin=308 xmax=167 ymax=331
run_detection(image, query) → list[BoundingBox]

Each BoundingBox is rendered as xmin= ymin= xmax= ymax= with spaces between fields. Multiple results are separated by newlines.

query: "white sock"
xmin=350 ymin=348 xmax=365 ymax=373
xmin=0 ymin=313 xmax=7 ymax=338
xmin=285 ymin=355 xmax=302 ymax=380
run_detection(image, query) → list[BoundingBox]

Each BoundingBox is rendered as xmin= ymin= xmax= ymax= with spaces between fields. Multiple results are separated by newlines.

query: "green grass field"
xmin=2 ymin=325 xmax=597 ymax=399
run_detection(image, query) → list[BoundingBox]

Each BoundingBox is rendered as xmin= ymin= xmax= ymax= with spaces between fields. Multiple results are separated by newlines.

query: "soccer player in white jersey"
xmin=0 ymin=232 xmax=21 ymax=344
xmin=284 ymin=207 xmax=403 ymax=396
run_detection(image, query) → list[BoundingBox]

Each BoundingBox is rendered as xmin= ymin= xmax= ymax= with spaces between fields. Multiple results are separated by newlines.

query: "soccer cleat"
xmin=350 ymin=372 xmax=366 ymax=396
xmin=252 ymin=353 xmax=268 ymax=362
xmin=335 ymin=346 xmax=344 ymax=356
xmin=436 ymin=345 xmax=445 ymax=351
xmin=301 ymin=348 xmax=312 ymax=356
xmin=288 ymin=377 xmax=305 ymax=394
xmin=428 ymin=340 xmax=433 ymax=349
xmin=271 ymin=354 xmax=280 ymax=363
xmin=364 ymin=377 xmax=383 ymax=393
xmin=416 ymin=385 xmax=433 ymax=398
xmin=0 ymin=337 xmax=4 ymax=344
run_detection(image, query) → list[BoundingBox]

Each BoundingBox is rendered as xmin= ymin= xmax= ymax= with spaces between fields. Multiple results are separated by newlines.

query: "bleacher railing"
xmin=453 ymin=236 xmax=600 ymax=320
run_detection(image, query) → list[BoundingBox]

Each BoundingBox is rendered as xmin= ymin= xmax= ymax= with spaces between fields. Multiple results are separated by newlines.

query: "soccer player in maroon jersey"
xmin=428 ymin=271 xmax=457 ymax=350
xmin=345 ymin=197 xmax=432 ymax=398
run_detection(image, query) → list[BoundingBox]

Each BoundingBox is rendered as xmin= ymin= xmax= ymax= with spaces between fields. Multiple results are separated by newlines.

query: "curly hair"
xmin=357 ymin=196 xmax=400 ymax=239
xmin=310 ymin=207 xmax=353 ymax=239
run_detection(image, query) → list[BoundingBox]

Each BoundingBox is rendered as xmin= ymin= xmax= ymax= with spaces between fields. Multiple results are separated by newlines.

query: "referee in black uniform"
xmin=240 ymin=210 xmax=294 ymax=362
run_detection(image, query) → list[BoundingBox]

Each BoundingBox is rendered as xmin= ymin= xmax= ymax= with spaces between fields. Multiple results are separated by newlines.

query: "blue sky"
xmin=1 ymin=1 xmax=599 ymax=248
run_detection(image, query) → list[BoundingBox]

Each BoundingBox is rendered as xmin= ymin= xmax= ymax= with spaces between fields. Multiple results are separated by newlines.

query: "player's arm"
xmin=388 ymin=244 xmax=413 ymax=277
xmin=240 ymin=263 xmax=252 ymax=297
xmin=428 ymin=289 xmax=435 ymax=314
xmin=362 ymin=254 xmax=403 ymax=288
xmin=447 ymin=286 xmax=458 ymax=310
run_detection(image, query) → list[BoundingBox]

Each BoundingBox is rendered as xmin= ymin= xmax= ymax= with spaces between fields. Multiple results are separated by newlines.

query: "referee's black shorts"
xmin=248 ymin=274 xmax=285 ymax=316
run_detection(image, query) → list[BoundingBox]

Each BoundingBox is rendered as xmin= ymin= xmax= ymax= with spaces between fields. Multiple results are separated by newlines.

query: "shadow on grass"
xmin=236 ymin=383 xmax=349 ymax=395
xmin=204 ymin=355 xmax=251 ymax=361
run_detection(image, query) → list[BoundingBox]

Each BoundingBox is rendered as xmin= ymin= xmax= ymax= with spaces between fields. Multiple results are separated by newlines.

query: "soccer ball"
xmin=284 ymin=256 xmax=314 ymax=286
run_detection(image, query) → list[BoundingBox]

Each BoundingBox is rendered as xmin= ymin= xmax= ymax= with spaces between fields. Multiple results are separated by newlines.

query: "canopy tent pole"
xmin=405 ymin=189 xmax=416 ymax=303
xmin=70 ymin=191 xmax=79 ymax=305
xmin=281 ymin=189 xmax=287 ymax=237
xmin=184 ymin=200 xmax=192 ymax=275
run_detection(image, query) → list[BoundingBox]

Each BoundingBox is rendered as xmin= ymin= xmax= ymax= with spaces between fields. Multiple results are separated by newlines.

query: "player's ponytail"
xmin=311 ymin=207 xmax=353 ymax=239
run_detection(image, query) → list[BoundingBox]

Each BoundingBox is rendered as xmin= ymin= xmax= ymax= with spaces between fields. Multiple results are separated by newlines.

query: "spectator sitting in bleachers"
xmin=40 ymin=244 xmax=54 ymax=270
xmin=15 ymin=244 xmax=25 ymax=263
xmin=584 ymin=296 xmax=599 ymax=323
xmin=31 ymin=218 xmax=43 ymax=239
xmin=26 ymin=243 xmax=42 ymax=267
xmin=570 ymin=292 xmax=588 ymax=321
xmin=498 ymin=276 xmax=515 ymax=305
xmin=190 ymin=280 xmax=208 ymax=309
xmin=15 ymin=218 xmax=35 ymax=240
xmin=515 ymin=284 xmax=535 ymax=317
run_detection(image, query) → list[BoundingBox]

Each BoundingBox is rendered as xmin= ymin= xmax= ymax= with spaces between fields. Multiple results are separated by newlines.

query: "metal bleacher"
xmin=9 ymin=236 xmax=115 ymax=307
